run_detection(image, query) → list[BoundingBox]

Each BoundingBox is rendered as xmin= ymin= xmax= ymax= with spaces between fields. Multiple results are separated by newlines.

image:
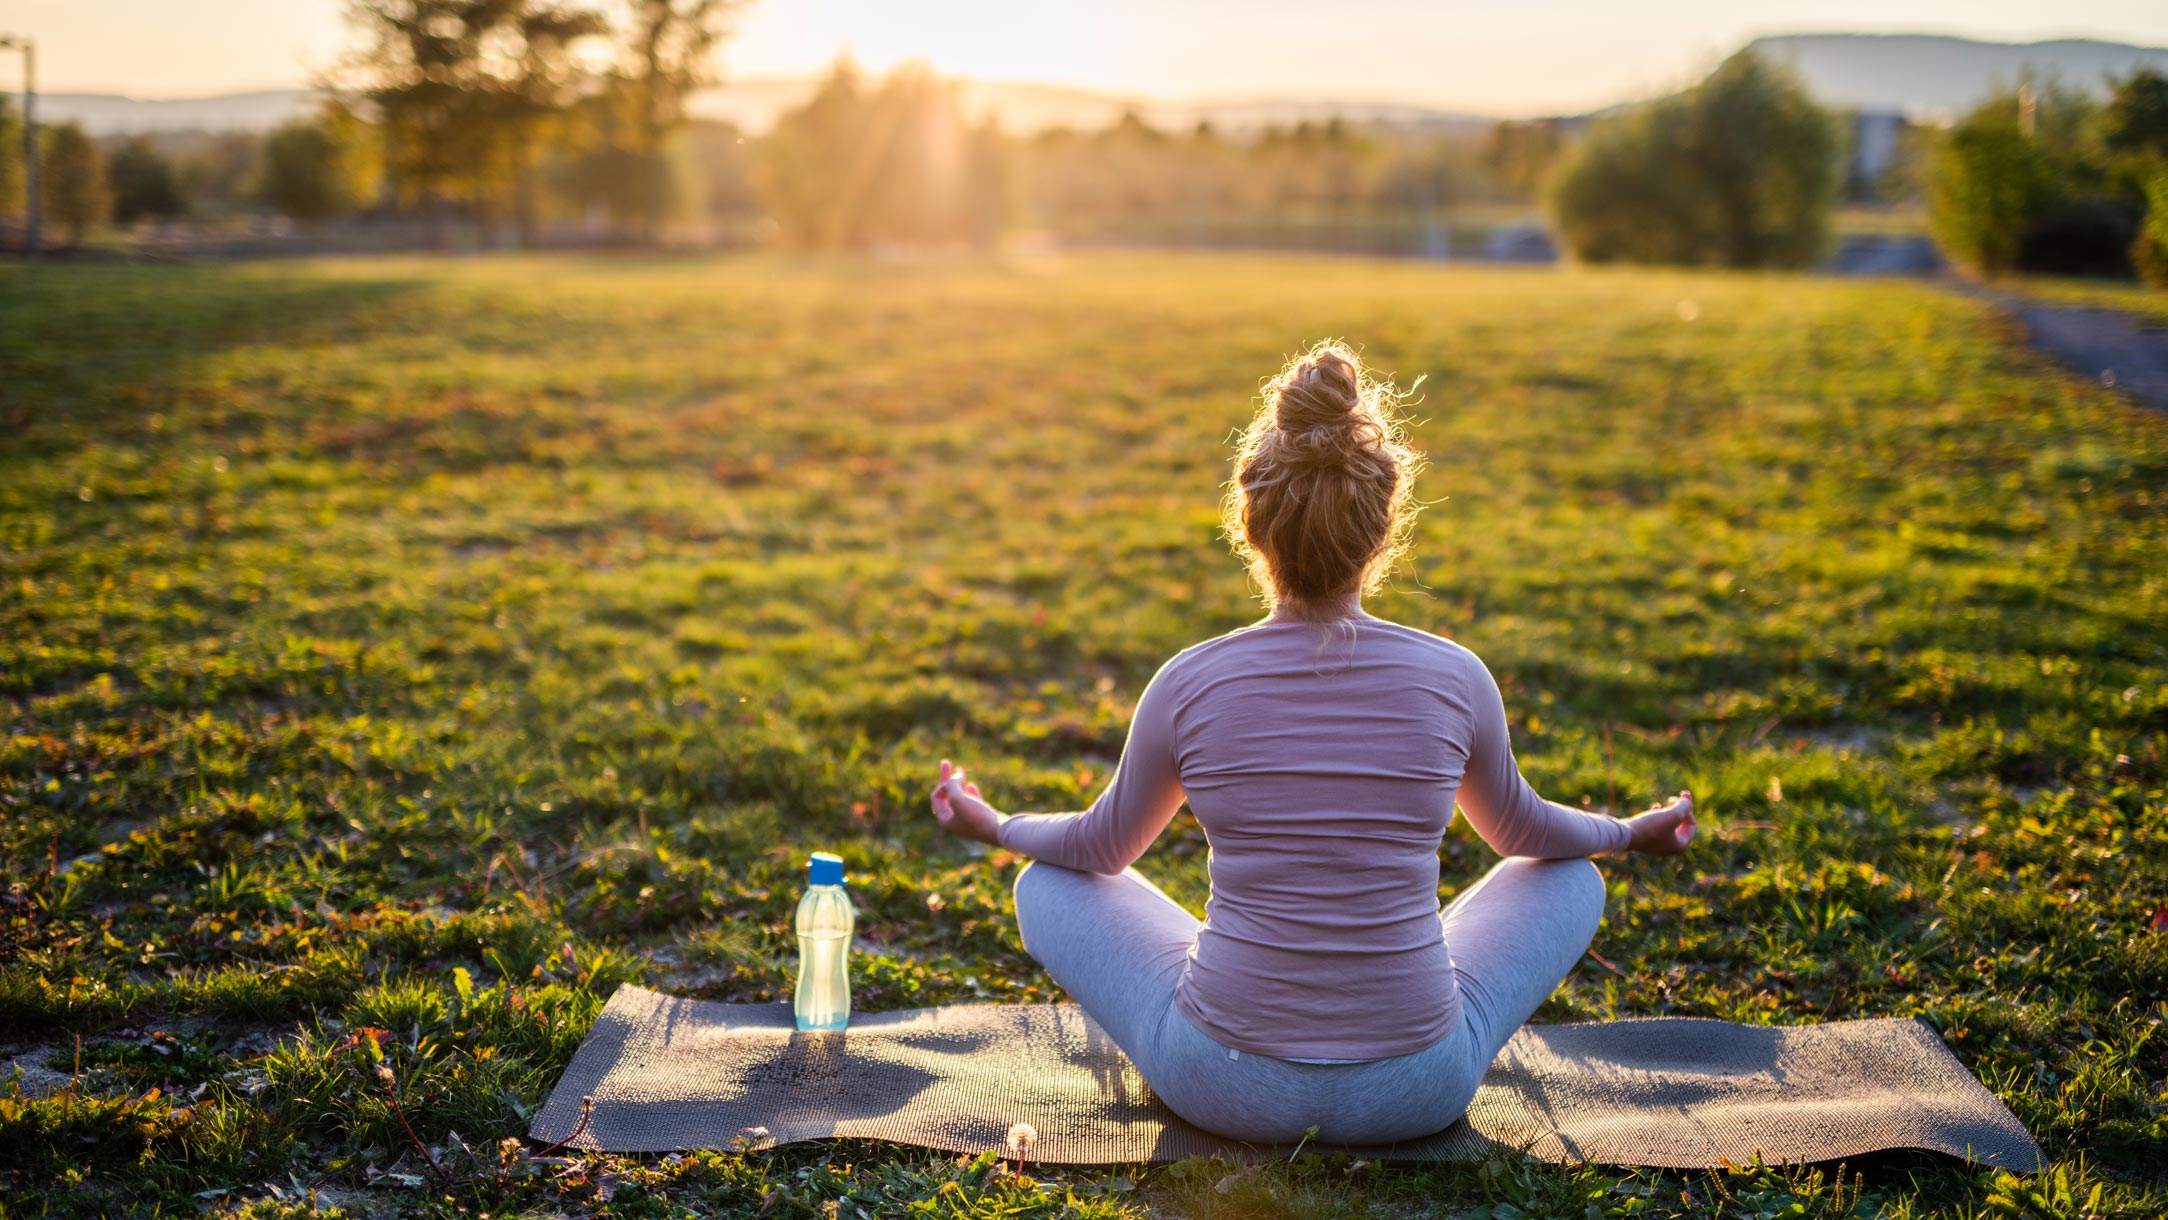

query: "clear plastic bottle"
xmin=793 ymin=852 xmax=854 ymax=1031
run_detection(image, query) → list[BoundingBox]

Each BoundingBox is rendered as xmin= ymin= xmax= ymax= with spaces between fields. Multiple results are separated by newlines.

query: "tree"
xmin=2104 ymin=69 xmax=2168 ymax=287
xmin=0 ymin=95 xmax=21 ymax=224
xmin=1484 ymin=120 xmax=1562 ymax=201
xmin=559 ymin=0 xmax=745 ymax=240
xmin=2103 ymin=67 xmax=2168 ymax=163
xmin=257 ymin=103 xmax=381 ymax=221
xmin=40 ymin=121 xmax=110 ymax=245
xmin=341 ymin=0 xmax=606 ymax=241
xmin=1548 ymin=51 xmax=1840 ymax=268
xmin=757 ymin=60 xmax=1008 ymax=250
xmin=619 ymin=0 xmax=742 ymax=157
xmin=107 ymin=135 xmax=187 ymax=224
xmin=173 ymin=132 xmax=262 ymax=218
xmin=1926 ymin=117 xmax=2059 ymax=276
xmin=2134 ymin=169 xmax=2168 ymax=288
xmin=1924 ymin=84 xmax=2117 ymax=278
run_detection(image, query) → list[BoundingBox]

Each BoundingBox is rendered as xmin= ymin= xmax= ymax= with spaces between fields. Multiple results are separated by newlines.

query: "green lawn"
xmin=2010 ymin=278 xmax=2168 ymax=328
xmin=1 ymin=252 xmax=2164 ymax=1219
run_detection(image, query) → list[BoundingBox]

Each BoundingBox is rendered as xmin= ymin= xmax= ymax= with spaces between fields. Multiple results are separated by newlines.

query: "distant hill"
xmin=1747 ymin=33 xmax=2168 ymax=117
xmin=38 ymin=89 xmax=319 ymax=136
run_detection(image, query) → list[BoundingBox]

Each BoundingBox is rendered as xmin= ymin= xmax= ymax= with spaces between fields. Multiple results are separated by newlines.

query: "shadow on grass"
xmin=0 ymin=262 xmax=428 ymax=460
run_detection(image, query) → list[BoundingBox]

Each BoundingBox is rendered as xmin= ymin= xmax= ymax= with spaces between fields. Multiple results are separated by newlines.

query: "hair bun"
xmin=1224 ymin=339 xmax=1425 ymax=614
xmin=1265 ymin=346 xmax=1380 ymax=465
xmin=1272 ymin=348 xmax=1361 ymax=432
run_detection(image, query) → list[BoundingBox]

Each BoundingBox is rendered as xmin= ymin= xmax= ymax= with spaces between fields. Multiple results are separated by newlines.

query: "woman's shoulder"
xmin=1156 ymin=622 xmax=1268 ymax=673
xmin=1360 ymin=618 xmax=1493 ymax=675
xmin=1359 ymin=616 xmax=1465 ymax=649
xmin=1175 ymin=615 xmax=1485 ymax=671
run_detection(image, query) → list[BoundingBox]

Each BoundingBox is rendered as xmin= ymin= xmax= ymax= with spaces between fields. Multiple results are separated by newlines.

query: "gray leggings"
xmin=1012 ymin=856 xmax=1607 ymax=1145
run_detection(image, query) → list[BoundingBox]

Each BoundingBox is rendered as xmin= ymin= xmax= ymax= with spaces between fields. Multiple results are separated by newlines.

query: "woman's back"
xmin=997 ymin=614 xmax=1630 ymax=1060
xmin=1170 ymin=618 xmax=1478 ymax=1059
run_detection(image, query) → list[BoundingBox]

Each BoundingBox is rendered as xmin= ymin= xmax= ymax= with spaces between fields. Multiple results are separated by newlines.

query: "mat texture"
xmin=531 ymin=986 xmax=2041 ymax=1170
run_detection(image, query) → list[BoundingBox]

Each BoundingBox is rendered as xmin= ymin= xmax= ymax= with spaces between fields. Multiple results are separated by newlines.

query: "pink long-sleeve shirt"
xmin=996 ymin=615 xmax=1631 ymax=1060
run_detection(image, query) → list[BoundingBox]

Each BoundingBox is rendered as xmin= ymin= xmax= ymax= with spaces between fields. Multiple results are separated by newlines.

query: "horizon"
xmin=2 ymin=1 xmax=2167 ymax=119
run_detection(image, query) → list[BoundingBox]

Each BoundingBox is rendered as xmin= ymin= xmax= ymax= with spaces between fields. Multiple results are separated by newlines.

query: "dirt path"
xmin=1973 ymin=289 xmax=2168 ymax=411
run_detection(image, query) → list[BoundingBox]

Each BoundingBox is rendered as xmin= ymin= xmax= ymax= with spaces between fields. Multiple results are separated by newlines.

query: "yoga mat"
xmin=530 ymin=986 xmax=2041 ymax=1170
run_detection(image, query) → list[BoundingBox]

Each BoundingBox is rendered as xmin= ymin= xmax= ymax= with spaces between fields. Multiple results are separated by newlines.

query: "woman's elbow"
xmin=1471 ymin=819 xmax=1542 ymax=859
xmin=1067 ymin=836 xmax=1142 ymax=876
xmin=1081 ymin=851 xmax=1135 ymax=877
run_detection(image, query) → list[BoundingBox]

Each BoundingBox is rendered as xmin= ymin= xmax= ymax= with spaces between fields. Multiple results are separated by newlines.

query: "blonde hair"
xmin=1221 ymin=341 xmax=1424 ymax=618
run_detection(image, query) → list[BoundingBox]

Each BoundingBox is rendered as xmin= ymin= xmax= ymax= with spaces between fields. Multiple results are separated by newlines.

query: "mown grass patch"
xmin=1 ymin=252 xmax=2164 ymax=1217
xmin=2013 ymin=278 xmax=2168 ymax=329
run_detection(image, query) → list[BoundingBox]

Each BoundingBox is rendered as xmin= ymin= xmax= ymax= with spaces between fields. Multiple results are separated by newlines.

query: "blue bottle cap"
xmin=808 ymin=852 xmax=845 ymax=886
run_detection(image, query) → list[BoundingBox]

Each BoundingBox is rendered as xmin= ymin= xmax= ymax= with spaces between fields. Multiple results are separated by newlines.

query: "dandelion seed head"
xmin=373 ymin=1064 xmax=396 ymax=1089
xmin=1005 ymin=1122 xmax=1038 ymax=1158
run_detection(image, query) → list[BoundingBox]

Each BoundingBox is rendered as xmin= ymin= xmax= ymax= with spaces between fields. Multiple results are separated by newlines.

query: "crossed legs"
xmin=1012 ymin=855 xmax=1607 ymax=1143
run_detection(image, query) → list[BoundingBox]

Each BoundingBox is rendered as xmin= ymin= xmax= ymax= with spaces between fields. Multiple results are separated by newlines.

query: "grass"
xmin=0 ymin=250 xmax=2163 ymax=1218
xmin=2008 ymin=278 xmax=2168 ymax=328
xmin=1831 ymin=205 xmax=1932 ymax=239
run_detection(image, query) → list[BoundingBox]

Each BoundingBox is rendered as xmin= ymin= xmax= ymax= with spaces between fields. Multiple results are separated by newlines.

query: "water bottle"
xmin=793 ymin=852 xmax=854 ymax=1031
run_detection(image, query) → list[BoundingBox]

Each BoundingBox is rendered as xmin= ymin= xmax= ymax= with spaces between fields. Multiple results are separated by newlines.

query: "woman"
xmin=926 ymin=341 xmax=1696 ymax=1145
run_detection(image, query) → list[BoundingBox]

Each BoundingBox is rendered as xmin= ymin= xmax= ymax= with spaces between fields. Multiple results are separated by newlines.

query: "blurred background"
xmin=0 ymin=0 xmax=2166 ymax=282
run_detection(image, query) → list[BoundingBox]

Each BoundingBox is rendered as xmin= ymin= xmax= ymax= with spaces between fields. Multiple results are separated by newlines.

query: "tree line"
xmin=0 ymin=68 xmax=1570 ymax=255
xmin=749 ymin=60 xmax=1568 ymax=251
xmin=0 ymin=0 xmax=751 ymax=249
xmin=6 ymin=22 xmax=2165 ymax=286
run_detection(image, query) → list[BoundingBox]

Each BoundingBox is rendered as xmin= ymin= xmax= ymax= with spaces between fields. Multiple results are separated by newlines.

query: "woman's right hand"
xmin=928 ymin=758 xmax=1009 ymax=847
xmin=1623 ymin=790 xmax=1696 ymax=856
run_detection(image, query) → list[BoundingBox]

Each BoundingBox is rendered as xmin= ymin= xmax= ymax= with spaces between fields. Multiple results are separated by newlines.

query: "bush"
xmin=39 ymin=121 xmax=110 ymax=246
xmin=2018 ymin=195 xmax=2143 ymax=277
xmin=1925 ymin=118 xmax=2059 ymax=276
xmin=254 ymin=105 xmax=378 ymax=222
xmin=1547 ymin=51 xmax=1839 ymax=268
xmin=1924 ymin=84 xmax=2148 ymax=279
xmin=2135 ymin=171 xmax=2168 ymax=288
xmin=108 ymin=135 xmax=187 ymax=224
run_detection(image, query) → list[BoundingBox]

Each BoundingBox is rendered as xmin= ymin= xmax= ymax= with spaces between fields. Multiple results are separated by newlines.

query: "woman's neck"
xmin=1263 ymin=589 xmax=1370 ymax=624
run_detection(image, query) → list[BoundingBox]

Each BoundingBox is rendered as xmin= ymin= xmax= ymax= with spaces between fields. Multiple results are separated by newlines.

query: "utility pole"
xmin=0 ymin=35 xmax=35 ymax=257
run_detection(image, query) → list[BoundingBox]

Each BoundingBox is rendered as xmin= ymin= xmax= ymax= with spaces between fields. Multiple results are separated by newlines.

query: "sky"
xmin=3 ymin=0 xmax=2168 ymax=117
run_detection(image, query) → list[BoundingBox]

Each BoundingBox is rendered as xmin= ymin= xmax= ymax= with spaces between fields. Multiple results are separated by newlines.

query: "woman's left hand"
xmin=1623 ymin=790 xmax=1696 ymax=856
xmin=929 ymin=758 xmax=1008 ymax=846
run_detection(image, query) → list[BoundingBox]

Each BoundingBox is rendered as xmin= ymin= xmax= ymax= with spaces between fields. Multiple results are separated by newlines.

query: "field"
xmin=2 ymin=252 xmax=2165 ymax=1219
